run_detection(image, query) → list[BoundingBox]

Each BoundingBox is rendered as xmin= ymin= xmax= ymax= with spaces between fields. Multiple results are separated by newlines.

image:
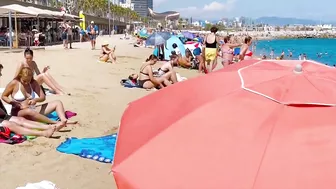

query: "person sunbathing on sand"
xmin=0 ymin=104 xmax=65 ymax=138
xmin=177 ymin=50 xmax=193 ymax=68
xmin=138 ymin=54 xmax=176 ymax=89
xmin=2 ymin=67 xmax=77 ymax=126
xmin=14 ymin=48 xmax=67 ymax=95
xmin=99 ymin=41 xmax=116 ymax=63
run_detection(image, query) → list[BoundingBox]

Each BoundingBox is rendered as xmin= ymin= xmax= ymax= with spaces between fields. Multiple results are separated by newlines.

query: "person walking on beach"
xmin=221 ymin=35 xmax=241 ymax=66
xmin=67 ymin=21 xmax=73 ymax=49
xmin=203 ymin=26 xmax=220 ymax=73
xmin=87 ymin=21 xmax=98 ymax=50
xmin=239 ymin=36 xmax=253 ymax=61
xmin=61 ymin=22 xmax=68 ymax=49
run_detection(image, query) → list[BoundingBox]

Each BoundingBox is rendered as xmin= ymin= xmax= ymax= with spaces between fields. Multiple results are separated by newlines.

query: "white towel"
xmin=16 ymin=180 xmax=59 ymax=189
xmin=176 ymin=73 xmax=187 ymax=82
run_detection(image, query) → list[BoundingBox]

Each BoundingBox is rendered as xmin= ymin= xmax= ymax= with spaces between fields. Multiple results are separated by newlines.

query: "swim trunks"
xmin=90 ymin=34 xmax=97 ymax=40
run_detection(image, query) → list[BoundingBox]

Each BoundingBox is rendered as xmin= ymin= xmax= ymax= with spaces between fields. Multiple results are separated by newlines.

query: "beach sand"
xmin=0 ymin=35 xmax=199 ymax=189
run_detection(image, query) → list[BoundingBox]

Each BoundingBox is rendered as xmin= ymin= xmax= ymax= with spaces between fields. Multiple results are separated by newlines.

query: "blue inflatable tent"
xmin=153 ymin=35 xmax=186 ymax=60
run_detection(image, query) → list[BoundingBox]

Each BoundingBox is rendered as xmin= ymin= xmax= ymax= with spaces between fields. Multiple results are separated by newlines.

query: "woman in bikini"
xmin=239 ymin=36 xmax=253 ymax=61
xmin=0 ymin=65 xmax=65 ymax=138
xmin=2 ymin=67 xmax=77 ymax=126
xmin=14 ymin=48 xmax=67 ymax=95
xmin=221 ymin=35 xmax=242 ymax=66
xmin=138 ymin=55 xmax=176 ymax=89
xmin=99 ymin=41 xmax=116 ymax=63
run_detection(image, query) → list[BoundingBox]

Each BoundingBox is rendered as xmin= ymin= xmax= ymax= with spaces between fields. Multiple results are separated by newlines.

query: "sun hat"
xmin=102 ymin=41 xmax=109 ymax=46
xmin=91 ymin=21 xmax=94 ymax=24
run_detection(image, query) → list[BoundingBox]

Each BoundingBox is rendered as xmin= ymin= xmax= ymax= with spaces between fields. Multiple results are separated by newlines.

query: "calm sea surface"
xmin=255 ymin=38 xmax=336 ymax=65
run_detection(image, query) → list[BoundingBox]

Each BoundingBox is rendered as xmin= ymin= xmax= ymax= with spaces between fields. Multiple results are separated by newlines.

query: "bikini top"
xmin=222 ymin=48 xmax=234 ymax=55
xmin=12 ymin=82 xmax=36 ymax=102
xmin=245 ymin=50 xmax=253 ymax=57
xmin=140 ymin=65 xmax=150 ymax=76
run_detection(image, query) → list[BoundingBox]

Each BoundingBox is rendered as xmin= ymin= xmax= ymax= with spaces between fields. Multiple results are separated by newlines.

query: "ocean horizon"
xmin=255 ymin=38 xmax=336 ymax=65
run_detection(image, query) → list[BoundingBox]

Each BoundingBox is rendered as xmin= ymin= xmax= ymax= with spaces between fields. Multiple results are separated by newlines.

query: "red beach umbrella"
xmin=112 ymin=60 xmax=336 ymax=189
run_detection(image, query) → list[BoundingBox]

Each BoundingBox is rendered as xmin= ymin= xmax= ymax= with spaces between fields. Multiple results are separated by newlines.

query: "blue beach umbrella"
xmin=146 ymin=32 xmax=171 ymax=46
xmin=176 ymin=33 xmax=184 ymax=38
xmin=182 ymin=31 xmax=195 ymax=39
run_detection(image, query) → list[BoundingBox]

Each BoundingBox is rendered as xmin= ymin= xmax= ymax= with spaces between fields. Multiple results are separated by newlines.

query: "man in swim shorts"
xmin=87 ymin=21 xmax=99 ymax=50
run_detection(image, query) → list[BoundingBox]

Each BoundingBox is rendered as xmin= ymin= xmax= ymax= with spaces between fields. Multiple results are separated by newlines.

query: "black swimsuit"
xmin=138 ymin=66 xmax=151 ymax=87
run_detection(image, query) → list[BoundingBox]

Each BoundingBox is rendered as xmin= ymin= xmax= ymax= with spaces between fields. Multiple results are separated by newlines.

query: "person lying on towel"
xmin=177 ymin=50 xmax=193 ymax=68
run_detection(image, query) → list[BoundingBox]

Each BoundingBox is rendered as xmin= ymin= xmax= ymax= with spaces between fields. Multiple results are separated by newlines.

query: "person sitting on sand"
xmin=177 ymin=50 xmax=193 ymax=68
xmin=2 ymin=67 xmax=76 ymax=126
xmin=99 ymin=41 xmax=116 ymax=64
xmin=157 ymin=55 xmax=178 ymax=82
xmin=138 ymin=54 xmax=176 ymax=89
xmin=15 ymin=48 xmax=67 ymax=95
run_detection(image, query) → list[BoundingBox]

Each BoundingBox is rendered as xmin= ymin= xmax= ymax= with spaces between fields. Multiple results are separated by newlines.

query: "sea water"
xmin=255 ymin=38 xmax=336 ymax=65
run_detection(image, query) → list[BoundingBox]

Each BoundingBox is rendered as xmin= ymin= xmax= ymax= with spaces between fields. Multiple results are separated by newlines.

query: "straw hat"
xmin=102 ymin=41 xmax=109 ymax=46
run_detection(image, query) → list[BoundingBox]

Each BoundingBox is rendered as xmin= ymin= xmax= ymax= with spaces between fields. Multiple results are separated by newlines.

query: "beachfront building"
xmin=0 ymin=0 xmax=132 ymax=33
xmin=120 ymin=0 xmax=134 ymax=10
xmin=131 ymin=0 xmax=151 ymax=17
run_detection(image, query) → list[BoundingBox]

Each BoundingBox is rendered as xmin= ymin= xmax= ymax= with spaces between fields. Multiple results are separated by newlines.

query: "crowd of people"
xmin=122 ymin=26 xmax=256 ymax=90
xmin=0 ymin=48 xmax=77 ymax=138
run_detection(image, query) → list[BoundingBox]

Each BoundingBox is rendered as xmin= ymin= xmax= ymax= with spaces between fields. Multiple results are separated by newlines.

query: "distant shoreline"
xmin=218 ymin=30 xmax=336 ymax=40
xmin=256 ymin=36 xmax=336 ymax=41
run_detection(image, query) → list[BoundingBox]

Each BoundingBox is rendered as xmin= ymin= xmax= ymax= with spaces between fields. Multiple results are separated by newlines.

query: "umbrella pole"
xmin=14 ymin=12 xmax=18 ymax=49
xmin=8 ymin=11 xmax=13 ymax=49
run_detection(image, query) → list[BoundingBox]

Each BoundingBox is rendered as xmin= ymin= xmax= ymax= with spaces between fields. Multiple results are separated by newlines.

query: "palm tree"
xmin=74 ymin=0 xmax=140 ymax=24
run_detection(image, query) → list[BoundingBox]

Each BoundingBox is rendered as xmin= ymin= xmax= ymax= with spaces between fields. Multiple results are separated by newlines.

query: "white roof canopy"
xmin=0 ymin=4 xmax=80 ymax=20
xmin=0 ymin=4 xmax=40 ymax=16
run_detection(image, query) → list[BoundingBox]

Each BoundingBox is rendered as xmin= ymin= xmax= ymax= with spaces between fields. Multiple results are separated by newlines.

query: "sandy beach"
xmin=0 ymin=35 xmax=198 ymax=189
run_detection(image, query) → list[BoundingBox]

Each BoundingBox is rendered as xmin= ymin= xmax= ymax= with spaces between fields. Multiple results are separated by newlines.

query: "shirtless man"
xmin=87 ymin=21 xmax=98 ymax=50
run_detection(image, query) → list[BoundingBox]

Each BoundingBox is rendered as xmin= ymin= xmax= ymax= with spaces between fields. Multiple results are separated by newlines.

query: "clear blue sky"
xmin=153 ymin=0 xmax=334 ymax=21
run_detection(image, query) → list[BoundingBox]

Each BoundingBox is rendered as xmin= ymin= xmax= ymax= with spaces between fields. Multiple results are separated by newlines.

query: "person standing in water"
xmin=270 ymin=49 xmax=274 ymax=59
xmin=87 ymin=21 xmax=98 ymax=50
xmin=203 ymin=26 xmax=220 ymax=73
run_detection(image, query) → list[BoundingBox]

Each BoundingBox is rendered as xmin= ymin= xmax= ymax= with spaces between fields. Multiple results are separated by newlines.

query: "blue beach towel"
xmin=47 ymin=111 xmax=59 ymax=121
xmin=56 ymin=134 xmax=117 ymax=163
xmin=120 ymin=79 xmax=141 ymax=88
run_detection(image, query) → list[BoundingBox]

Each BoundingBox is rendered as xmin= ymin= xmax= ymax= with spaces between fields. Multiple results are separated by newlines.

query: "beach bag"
xmin=120 ymin=79 xmax=140 ymax=88
xmin=0 ymin=126 xmax=11 ymax=139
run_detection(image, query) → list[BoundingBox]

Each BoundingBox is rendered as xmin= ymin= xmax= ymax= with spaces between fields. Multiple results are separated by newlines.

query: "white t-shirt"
xmin=158 ymin=62 xmax=172 ymax=76
xmin=67 ymin=24 xmax=73 ymax=35
xmin=174 ymin=47 xmax=181 ymax=55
